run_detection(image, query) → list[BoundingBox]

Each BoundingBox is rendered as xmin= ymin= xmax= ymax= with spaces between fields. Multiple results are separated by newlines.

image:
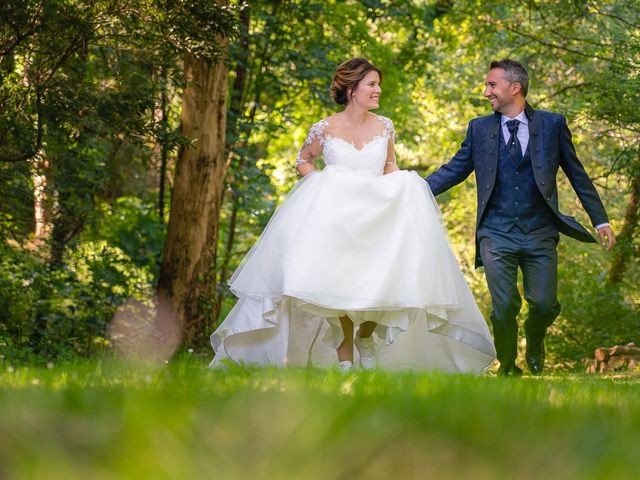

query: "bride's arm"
xmin=383 ymin=133 xmax=399 ymax=174
xmin=297 ymin=155 xmax=318 ymax=176
xmin=296 ymin=123 xmax=324 ymax=176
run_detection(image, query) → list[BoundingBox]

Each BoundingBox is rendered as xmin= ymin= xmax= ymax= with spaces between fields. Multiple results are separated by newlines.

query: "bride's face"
xmin=349 ymin=70 xmax=382 ymax=109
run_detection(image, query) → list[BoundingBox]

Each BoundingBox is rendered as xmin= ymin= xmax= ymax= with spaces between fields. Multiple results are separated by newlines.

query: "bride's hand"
xmin=297 ymin=162 xmax=317 ymax=177
xmin=384 ymin=163 xmax=400 ymax=175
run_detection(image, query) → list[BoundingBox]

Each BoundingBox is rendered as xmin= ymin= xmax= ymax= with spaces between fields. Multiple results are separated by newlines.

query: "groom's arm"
xmin=557 ymin=115 xmax=609 ymax=227
xmin=425 ymin=121 xmax=475 ymax=196
xmin=557 ymin=115 xmax=615 ymax=250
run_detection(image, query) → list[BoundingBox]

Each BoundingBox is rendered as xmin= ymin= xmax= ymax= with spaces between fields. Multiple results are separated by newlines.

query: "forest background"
xmin=1 ymin=0 xmax=638 ymax=369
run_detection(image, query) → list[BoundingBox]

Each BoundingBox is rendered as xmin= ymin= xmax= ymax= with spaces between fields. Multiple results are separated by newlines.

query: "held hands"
xmin=597 ymin=225 xmax=616 ymax=251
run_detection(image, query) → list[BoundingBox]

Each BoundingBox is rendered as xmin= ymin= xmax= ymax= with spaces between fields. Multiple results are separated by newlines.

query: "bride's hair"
xmin=330 ymin=58 xmax=382 ymax=105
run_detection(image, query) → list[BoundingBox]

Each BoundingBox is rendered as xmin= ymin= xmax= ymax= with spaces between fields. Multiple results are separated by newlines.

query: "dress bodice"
xmin=296 ymin=115 xmax=396 ymax=177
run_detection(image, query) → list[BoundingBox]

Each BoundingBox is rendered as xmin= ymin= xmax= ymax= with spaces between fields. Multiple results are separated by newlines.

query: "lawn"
xmin=1 ymin=357 xmax=639 ymax=479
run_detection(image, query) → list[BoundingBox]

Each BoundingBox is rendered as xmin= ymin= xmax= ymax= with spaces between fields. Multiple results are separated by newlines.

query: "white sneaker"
xmin=355 ymin=334 xmax=377 ymax=370
xmin=338 ymin=360 xmax=353 ymax=372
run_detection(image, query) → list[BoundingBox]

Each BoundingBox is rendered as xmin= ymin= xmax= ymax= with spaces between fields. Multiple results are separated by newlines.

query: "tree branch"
xmin=0 ymin=88 xmax=44 ymax=163
xmin=589 ymin=2 xmax=640 ymax=29
xmin=476 ymin=13 xmax=629 ymax=68
xmin=545 ymin=82 xmax=595 ymax=100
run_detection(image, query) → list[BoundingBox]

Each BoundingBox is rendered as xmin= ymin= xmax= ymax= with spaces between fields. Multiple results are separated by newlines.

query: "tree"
xmin=1 ymin=0 xmax=185 ymax=353
xmin=156 ymin=0 xmax=237 ymax=346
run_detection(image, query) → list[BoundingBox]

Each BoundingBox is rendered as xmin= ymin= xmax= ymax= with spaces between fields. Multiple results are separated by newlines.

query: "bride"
xmin=209 ymin=58 xmax=496 ymax=373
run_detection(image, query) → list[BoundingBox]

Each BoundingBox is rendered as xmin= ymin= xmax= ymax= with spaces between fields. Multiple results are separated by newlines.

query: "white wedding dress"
xmin=209 ymin=115 xmax=496 ymax=373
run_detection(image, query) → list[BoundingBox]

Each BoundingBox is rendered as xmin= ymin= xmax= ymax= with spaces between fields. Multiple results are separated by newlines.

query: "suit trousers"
xmin=477 ymin=223 xmax=561 ymax=366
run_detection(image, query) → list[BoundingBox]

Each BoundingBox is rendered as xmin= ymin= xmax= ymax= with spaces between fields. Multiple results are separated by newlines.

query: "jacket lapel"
xmin=487 ymin=112 xmax=501 ymax=170
xmin=526 ymin=103 xmax=541 ymax=167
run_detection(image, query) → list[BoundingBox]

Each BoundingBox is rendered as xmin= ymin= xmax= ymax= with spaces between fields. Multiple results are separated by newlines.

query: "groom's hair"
xmin=490 ymin=58 xmax=529 ymax=97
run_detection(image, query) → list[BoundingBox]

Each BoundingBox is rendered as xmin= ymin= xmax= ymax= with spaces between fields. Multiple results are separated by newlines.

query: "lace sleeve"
xmin=380 ymin=116 xmax=397 ymax=165
xmin=379 ymin=115 xmax=396 ymax=143
xmin=296 ymin=119 xmax=328 ymax=166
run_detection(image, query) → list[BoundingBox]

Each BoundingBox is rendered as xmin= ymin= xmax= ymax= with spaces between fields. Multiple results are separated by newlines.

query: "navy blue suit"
xmin=426 ymin=103 xmax=609 ymax=368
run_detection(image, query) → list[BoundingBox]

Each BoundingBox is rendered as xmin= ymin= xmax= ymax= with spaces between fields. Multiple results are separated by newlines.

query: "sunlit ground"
xmin=0 ymin=356 xmax=639 ymax=479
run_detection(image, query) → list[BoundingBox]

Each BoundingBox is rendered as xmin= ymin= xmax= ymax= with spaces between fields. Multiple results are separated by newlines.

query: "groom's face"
xmin=484 ymin=68 xmax=514 ymax=113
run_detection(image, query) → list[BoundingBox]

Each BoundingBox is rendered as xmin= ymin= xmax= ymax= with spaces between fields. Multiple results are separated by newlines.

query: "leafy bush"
xmin=1 ymin=197 xmax=164 ymax=362
xmin=548 ymin=240 xmax=640 ymax=368
xmin=83 ymin=196 xmax=166 ymax=273
xmin=0 ymin=244 xmax=40 ymax=356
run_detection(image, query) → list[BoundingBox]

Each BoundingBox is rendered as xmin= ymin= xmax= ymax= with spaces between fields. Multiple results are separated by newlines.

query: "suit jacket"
xmin=426 ymin=103 xmax=609 ymax=268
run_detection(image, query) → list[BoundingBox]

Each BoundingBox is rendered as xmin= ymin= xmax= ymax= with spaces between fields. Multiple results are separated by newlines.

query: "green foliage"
xmin=1 ymin=198 xmax=163 ymax=361
xmin=0 ymin=0 xmax=237 ymax=356
xmin=0 ymin=360 xmax=639 ymax=478
xmin=151 ymin=0 xmax=239 ymax=61
xmin=0 ymin=244 xmax=40 ymax=343
xmin=0 ymin=161 xmax=34 ymax=239
xmin=34 ymin=241 xmax=153 ymax=354
xmin=550 ymin=238 xmax=640 ymax=365
xmin=0 ymin=0 xmax=637 ymax=362
xmin=83 ymin=197 xmax=166 ymax=272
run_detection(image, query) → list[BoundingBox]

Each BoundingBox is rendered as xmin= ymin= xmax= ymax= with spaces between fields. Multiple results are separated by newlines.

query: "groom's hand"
xmin=597 ymin=225 xmax=616 ymax=251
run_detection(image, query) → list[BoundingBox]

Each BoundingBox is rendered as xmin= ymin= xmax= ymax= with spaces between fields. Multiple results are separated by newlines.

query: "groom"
xmin=426 ymin=59 xmax=616 ymax=375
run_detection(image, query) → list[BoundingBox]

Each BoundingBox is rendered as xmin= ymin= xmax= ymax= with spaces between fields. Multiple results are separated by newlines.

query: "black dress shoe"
xmin=526 ymin=341 xmax=545 ymax=375
xmin=497 ymin=363 xmax=523 ymax=376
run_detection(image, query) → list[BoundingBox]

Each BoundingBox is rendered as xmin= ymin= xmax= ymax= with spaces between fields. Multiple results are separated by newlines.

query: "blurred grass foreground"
xmin=1 ymin=358 xmax=639 ymax=479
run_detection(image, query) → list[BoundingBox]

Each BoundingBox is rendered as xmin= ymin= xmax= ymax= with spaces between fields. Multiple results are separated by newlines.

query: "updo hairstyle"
xmin=330 ymin=58 xmax=383 ymax=105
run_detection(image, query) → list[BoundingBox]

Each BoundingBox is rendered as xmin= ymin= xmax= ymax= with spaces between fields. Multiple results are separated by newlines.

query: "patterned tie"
xmin=506 ymin=119 xmax=523 ymax=162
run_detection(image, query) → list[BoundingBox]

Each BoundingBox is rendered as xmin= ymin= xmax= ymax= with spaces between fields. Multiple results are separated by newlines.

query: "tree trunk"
xmin=32 ymin=157 xmax=49 ymax=245
xmin=607 ymin=167 xmax=640 ymax=285
xmin=157 ymin=50 xmax=228 ymax=347
xmin=212 ymin=2 xmax=281 ymax=325
xmin=211 ymin=5 xmax=251 ymax=325
xmin=155 ymin=65 xmax=170 ymax=223
xmin=158 ymin=81 xmax=169 ymax=223
xmin=214 ymin=188 xmax=240 ymax=321
xmin=30 ymin=157 xmax=81 ymax=351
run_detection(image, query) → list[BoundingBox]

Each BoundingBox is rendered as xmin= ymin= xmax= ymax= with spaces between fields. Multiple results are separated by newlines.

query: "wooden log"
xmin=594 ymin=343 xmax=640 ymax=362
xmin=589 ymin=343 xmax=640 ymax=373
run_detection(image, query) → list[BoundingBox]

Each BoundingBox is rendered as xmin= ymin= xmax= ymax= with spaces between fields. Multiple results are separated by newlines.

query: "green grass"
xmin=1 ymin=357 xmax=639 ymax=480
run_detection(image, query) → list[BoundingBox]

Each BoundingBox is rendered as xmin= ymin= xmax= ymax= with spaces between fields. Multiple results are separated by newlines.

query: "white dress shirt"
xmin=501 ymin=111 xmax=529 ymax=154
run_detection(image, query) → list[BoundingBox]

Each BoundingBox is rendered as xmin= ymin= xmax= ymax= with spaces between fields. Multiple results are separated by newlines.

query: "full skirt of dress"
xmin=210 ymin=165 xmax=496 ymax=373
